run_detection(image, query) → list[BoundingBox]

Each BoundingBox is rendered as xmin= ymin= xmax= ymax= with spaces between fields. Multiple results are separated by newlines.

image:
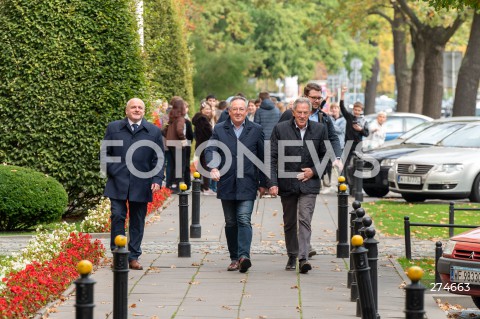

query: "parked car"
xmin=360 ymin=117 xmax=480 ymax=198
xmin=388 ymin=122 xmax=480 ymax=202
xmin=364 ymin=112 xmax=433 ymax=141
xmin=437 ymin=227 xmax=480 ymax=308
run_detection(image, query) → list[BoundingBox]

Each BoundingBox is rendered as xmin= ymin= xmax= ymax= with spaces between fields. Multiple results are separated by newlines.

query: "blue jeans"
xmin=221 ymin=200 xmax=254 ymax=261
xmin=209 ymin=179 xmax=217 ymax=192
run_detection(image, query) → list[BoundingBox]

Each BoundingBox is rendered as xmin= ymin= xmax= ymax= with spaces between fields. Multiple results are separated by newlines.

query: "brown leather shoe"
xmin=129 ymin=259 xmax=143 ymax=270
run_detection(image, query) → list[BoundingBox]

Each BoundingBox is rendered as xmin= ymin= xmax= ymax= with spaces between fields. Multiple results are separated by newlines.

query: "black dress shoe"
xmin=239 ymin=257 xmax=252 ymax=273
xmin=299 ymin=259 xmax=312 ymax=274
xmin=285 ymin=256 xmax=296 ymax=271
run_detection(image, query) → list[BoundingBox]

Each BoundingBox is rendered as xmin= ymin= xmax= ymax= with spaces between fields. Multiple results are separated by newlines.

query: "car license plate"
xmin=451 ymin=266 xmax=480 ymax=284
xmin=397 ymin=175 xmax=421 ymax=185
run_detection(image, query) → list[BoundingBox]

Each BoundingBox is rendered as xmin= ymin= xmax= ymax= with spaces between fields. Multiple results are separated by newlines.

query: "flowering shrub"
xmin=80 ymin=187 xmax=172 ymax=233
xmin=0 ymin=232 xmax=104 ymax=318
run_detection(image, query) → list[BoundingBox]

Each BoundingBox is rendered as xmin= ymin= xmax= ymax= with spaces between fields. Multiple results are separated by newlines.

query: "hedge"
xmin=0 ymin=165 xmax=68 ymax=230
xmin=144 ymin=0 xmax=194 ymax=107
xmin=0 ymin=0 xmax=146 ymax=214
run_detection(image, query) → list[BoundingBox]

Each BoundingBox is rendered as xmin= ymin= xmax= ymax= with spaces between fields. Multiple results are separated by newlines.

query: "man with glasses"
xmin=206 ymin=96 xmax=267 ymax=273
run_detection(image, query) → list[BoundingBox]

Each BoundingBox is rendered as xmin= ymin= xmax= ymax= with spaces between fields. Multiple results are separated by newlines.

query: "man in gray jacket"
xmin=268 ymin=97 xmax=328 ymax=273
xmin=254 ymin=92 xmax=280 ymax=140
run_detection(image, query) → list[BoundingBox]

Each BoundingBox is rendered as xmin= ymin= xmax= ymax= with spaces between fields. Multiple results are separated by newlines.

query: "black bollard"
xmin=351 ymin=208 xmax=365 ymax=302
xmin=348 ymin=202 xmax=362 ymax=289
xmin=354 ymin=158 xmax=364 ymax=202
xmin=178 ymin=184 xmax=191 ymax=257
xmin=404 ymin=216 xmax=412 ymax=260
xmin=435 ymin=241 xmax=443 ymax=284
xmin=404 ymin=266 xmax=426 ymax=319
xmin=112 ymin=235 xmax=129 ymax=319
xmin=75 ymin=260 xmax=95 ymax=319
xmin=337 ymin=178 xmax=350 ymax=258
xmin=351 ymin=235 xmax=377 ymax=319
xmin=360 ymin=216 xmax=373 ymax=239
xmin=190 ymin=172 xmax=202 ymax=238
xmin=364 ymin=227 xmax=380 ymax=319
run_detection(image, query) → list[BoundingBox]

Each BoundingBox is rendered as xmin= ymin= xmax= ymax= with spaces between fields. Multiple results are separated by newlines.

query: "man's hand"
xmin=352 ymin=124 xmax=363 ymax=132
xmin=333 ymin=159 xmax=344 ymax=172
xmin=210 ymin=168 xmax=220 ymax=181
xmin=258 ymin=187 xmax=267 ymax=197
xmin=269 ymin=186 xmax=278 ymax=197
xmin=300 ymin=168 xmax=314 ymax=182
xmin=151 ymin=183 xmax=161 ymax=192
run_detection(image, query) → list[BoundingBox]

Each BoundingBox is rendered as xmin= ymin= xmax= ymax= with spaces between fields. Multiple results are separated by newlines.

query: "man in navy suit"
xmin=102 ymin=98 xmax=164 ymax=270
xmin=205 ymin=96 xmax=266 ymax=273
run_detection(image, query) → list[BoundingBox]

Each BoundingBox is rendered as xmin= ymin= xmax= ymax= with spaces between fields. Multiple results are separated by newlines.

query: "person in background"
xmin=321 ymin=102 xmax=346 ymax=194
xmin=206 ymin=96 xmax=266 ymax=273
xmin=247 ymin=99 xmax=257 ymax=121
xmin=192 ymin=101 xmax=216 ymax=195
xmin=363 ymin=111 xmax=387 ymax=151
xmin=254 ymin=98 xmax=261 ymax=109
xmin=103 ymin=98 xmax=164 ymax=270
xmin=184 ymin=102 xmax=194 ymax=190
xmin=276 ymin=102 xmax=285 ymax=114
xmin=217 ymin=100 xmax=230 ymax=123
xmin=254 ymin=92 xmax=280 ymax=140
xmin=165 ymin=97 xmax=187 ymax=193
xmin=339 ymin=87 xmax=369 ymax=190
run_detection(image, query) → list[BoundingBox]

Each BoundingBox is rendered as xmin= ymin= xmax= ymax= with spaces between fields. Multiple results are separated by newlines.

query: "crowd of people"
xmin=103 ymin=86 xmax=388 ymax=272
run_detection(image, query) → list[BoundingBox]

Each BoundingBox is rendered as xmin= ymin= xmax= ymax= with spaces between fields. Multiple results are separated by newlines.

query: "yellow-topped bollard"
xmin=339 ymin=183 xmax=348 ymax=192
xmin=407 ymin=266 xmax=424 ymax=282
xmin=77 ymin=260 xmax=93 ymax=275
xmin=114 ymin=235 xmax=127 ymax=248
xmin=338 ymin=175 xmax=346 ymax=183
xmin=351 ymin=235 xmax=364 ymax=247
xmin=193 ymin=171 xmax=201 ymax=179
xmin=179 ymin=183 xmax=188 ymax=191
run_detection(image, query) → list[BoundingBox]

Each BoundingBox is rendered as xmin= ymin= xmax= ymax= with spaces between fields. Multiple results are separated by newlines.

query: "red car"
xmin=437 ymin=228 xmax=480 ymax=308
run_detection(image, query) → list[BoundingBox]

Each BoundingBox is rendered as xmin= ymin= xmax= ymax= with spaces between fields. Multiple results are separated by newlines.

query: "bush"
xmin=0 ymin=0 xmax=146 ymax=214
xmin=0 ymin=165 xmax=67 ymax=230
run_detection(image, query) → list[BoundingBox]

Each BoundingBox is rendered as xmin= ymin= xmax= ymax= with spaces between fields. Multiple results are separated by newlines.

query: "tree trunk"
xmin=453 ymin=12 xmax=480 ymax=116
xmin=392 ymin=6 xmax=411 ymax=113
xmin=409 ymin=30 xmax=425 ymax=114
xmin=422 ymin=31 xmax=445 ymax=119
xmin=364 ymin=41 xmax=379 ymax=115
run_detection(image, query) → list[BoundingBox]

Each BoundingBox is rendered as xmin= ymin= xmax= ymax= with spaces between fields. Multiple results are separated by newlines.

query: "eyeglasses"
xmin=307 ymin=95 xmax=323 ymax=101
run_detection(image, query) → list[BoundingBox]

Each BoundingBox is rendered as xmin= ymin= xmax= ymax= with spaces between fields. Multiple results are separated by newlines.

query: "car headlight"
xmin=381 ymin=158 xmax=396 ymax=167
xmin=443 ymin=240 xmax=457 ymax=255
xmin=433 ymin=164 xmax=463 ymax=173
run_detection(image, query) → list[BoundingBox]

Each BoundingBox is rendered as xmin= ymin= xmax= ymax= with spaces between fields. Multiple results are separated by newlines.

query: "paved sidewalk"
xmin=41 ymin=191 xmax=449 ymax=319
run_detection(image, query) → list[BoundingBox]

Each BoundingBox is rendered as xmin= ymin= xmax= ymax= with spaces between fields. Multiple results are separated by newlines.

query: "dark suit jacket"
xmin=103 ymin=118 xmax=164 ymax=203
xmin=205 ymin=118 xmax=266 ymax=201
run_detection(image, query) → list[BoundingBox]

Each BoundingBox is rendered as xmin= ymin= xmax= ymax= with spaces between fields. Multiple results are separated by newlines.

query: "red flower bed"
xmin=147 ymin=186 xmax=172 ymax=214
xmin=0 ymin=232 xmax=105 ymax=318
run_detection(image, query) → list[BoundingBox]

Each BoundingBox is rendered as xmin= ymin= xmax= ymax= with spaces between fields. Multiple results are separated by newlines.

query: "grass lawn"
xmin=364 ymin=200 xmax=480 ymax=240
xmin=397 ymin=257 xmax=436 ymax=288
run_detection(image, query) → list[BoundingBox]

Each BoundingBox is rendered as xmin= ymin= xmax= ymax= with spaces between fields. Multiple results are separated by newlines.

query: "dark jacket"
xmin=205 ymin=118 xmax=266 ymax=200
xmin=218 ymin=108 xmax=230 ymax=123
xmin=103 ymin=118 xmax=164 ymax=202
xmin=192 ymin=112 xmax=212 ymax=147
xmin=339 ymin=100 xmax=369 ymax=144
xmin=254 ymin=99 xmax=280 ymax=140
xmin=279 ymin=108 xmax=342 ymax=158
xmin=268 ymin=118 xmax=328 ymax=197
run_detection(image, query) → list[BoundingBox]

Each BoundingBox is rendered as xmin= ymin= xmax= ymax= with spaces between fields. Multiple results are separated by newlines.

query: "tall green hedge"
xmin=0 ymin=0 xmax=146 ymax=214
xmin=144 ymin=0 xmax=194 ymax=107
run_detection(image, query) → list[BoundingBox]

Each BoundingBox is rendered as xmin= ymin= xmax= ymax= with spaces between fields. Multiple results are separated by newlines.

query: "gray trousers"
xmin=281 ymin=193 xmax=317 ymax=260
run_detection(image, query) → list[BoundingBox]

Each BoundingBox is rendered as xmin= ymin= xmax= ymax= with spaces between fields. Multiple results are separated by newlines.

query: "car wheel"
xmin=401 ymin=193 xmax=426 ymax=203
xmin=363 ymin=186 xmax=389 ymax=198
xmin=469 ymin=174 xmax=480 ymax=203
xmin=472 ymin=296 xmax=480 ymax=309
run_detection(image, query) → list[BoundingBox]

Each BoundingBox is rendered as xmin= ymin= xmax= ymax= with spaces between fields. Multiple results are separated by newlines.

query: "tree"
xmin=0 ymin=0 xmax=146 ymax=213
xmin=144 ymin=0 xmax=194 ymax=107
xmin=397 ymin=0 xmax=465 ymax=118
